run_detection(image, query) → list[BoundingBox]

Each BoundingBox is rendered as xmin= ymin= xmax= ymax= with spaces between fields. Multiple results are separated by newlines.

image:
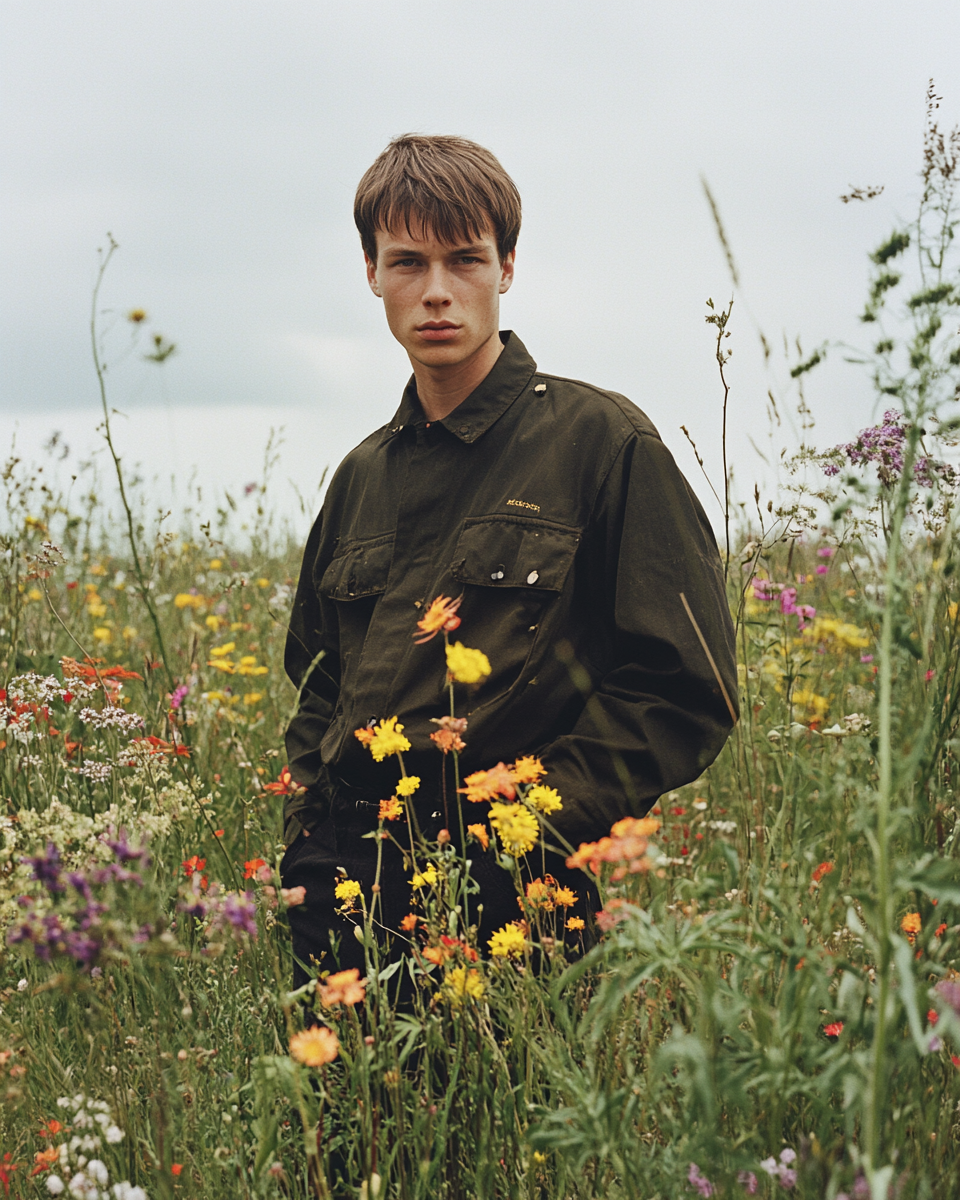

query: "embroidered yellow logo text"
xmin=506 ymin=499 xmax=541 ymax=513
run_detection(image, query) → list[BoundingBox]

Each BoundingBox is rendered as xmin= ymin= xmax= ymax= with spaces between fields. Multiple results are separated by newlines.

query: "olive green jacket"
xmin=284 ymin=332 xmax=737 ymax=844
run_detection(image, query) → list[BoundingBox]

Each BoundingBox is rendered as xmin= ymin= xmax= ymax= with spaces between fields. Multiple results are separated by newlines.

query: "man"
xmin=281 ymin=134 xmax=737 ymax=983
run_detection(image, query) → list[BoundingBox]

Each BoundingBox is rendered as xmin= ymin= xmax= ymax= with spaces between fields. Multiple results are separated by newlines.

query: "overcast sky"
xmin=3 ymin=1 xmax=960 ymax=533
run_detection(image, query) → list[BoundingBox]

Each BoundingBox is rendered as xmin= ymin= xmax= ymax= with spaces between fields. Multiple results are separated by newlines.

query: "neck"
xmin=411 ymin=332 xmax=505 ymax=422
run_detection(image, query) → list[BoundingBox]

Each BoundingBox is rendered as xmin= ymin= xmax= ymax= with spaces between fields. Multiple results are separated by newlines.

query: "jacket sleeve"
xmin=282 ymin=509 xmax=341 ymax=835
xmin=540 ymin=431 xmax=739 ymax=846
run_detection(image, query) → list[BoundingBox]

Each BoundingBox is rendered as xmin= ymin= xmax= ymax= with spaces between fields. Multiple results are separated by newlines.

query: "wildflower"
xmin=459 ymin=762 xmax=517 ymax=802
xmin=524 ymin=878 xmax=557 ymax=909
xmin=466 ymin=823 xmax=489 ymax=850
xmin=445 ymin=642 xmax=491 ymax=684
xmin=171 ymin=1164 xmax=183 ymax=1176
xmin=244 ymin=858 xmax=267 ymax=879
xmin=901 ymin=911 xmax=922 ymax=942
xmin=289 ymin=1026 xmax=339 ymax=1066
xmin=595 ymin=900 xmax=629 ymax=931
xmin=17 ymin=980 xmax=27 ymax=992
xmin=566 ymin=816 xmax=660 ymax=877
xmin=824 ymin=1021 xmax=844 ymax=1038
xmin=410 ymin=863 xmax=439 ymax=889
xmin=400 ymin=914 xmax=419 ymax=931
xmin=811 ymin=862 xmax=834 ymax=883
xmin=379 ymin=797 xmax=405 ymax=821
xmin=31 ymin=1147 xmax=58 ymax=1175
xmin=429 ymin=714 xmax=467 ymax=754
xmin=414 ymin=594 xmax=462 ymax=642
xmin=512 ymin=755 xmax=546 ymax=784
xmin=488 ymin=802 xmax=539 ymax=855
xmin=263 ymin=766 xmax=306 ymax=797
xmin=355 ymin=726 xmax=375 ymax=746
xmin=687 ymin=1163 xmax=714 ymax=1197
xmin=737 ymin=1172 xmax=758 ymax=1194
xmin=525 ymin=784 xmax=562 ymax=814
xmin=395 ymin=775 xmax=420 ymax=796
xmin=488 ymin=923 xmax=527 ymax=957
xmin=0 ymin=1155 xmax=18 ymax=1196
xmin=174 ymin=593 xmax=205 ymax=609
xmin=566 ymin=916 xmax=585 ymax=931
xmin=318 ymin=968 xmax=366 ymax=1007
xmin=934 ymin=979 xmax=960 ymax=1017
xmin=936 ymin=922 xmax=947 ymax=937
xmin=281 ymin=886 xmax=306 ymax=907
xmin=47 ymin=1178 xmax=65 ymax=1195
xmin=334 ymin=879 xmax=362 ymax=902
xmin=364 ymin=717 xmax=411 ymax=762
xmin=182 ymin=856 xmax=207 ymax=887
xmin=554 ymin=886 xmax=576 ymax=906
xmin=442 ymin=965 xmax=485 ymax=1005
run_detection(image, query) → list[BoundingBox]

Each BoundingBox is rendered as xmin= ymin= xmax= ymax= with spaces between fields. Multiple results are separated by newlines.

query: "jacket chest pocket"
xmin=318 ymin=534 xmax=395 ymax=601
xmin=449 ymin=516 xmax=580 ymax=710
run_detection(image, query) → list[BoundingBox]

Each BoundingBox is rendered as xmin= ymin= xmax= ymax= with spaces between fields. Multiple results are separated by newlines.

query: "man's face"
xmin=366 ymin=222 xmax=514 ymax=371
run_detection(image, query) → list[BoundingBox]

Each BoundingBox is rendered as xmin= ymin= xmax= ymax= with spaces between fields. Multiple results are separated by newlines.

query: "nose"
xmin=421 ymin=262 xmax=453 ymax=308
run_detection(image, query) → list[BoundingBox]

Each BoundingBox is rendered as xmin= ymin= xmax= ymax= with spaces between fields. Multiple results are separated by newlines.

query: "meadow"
xmin=2 ymin=102 xmax=960 ymax=1200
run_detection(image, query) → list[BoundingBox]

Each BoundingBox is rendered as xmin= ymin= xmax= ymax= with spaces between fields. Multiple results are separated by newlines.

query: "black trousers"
xmin=280 ymin=799 xmax=599 ymax=990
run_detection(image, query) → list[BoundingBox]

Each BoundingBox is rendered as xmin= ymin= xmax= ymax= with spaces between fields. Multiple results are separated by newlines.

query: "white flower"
xmin=88 ymin=1160 xmax=110 ymax=1185
xmin=112 ymin=1184 xmax=147 ymax=1200
xmin=760 ymin=1157 xmax=780 ymax=1176
xmin=17 ymin=979 xmax=27 ymax=992
xmin=47 ymin=1178 xmax=65 ymax=1196
xmin=779 ymin=1148 xmax=796 ymax=1165
xmin=105 ymin=1124 xmax=124 ymax=1144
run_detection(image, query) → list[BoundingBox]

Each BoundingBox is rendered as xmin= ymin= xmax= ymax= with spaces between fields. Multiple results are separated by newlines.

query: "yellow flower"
xmin=949 ymin=602 xmax=958 ymax=621
xmin=396 ymin=775 xmax=420 ymax=797
xmin=237 ymin=656 xmax=268 ymax=676
xmin=533 ymin=1152 xmax=547 ymax=1165
xmin=121 ymin=625 xmax=137 ymax=641
xmin=410 ymin=863 xmax=439 ymax=889
xmin=207 ymin=658 xmax=236 ymax=674
xmin=367 ymin=717 xmax=411 ymax=762
xmin=210 ymin=642 xmax=236 ymax=656
xmin=526 ymin=784 xmax=563 ymax=815
xmin=86 ymin=601 xmax=107 ymax=619
xmin=289 ymin=1026 xmax=339 ymax=1066
xmin=488 ymin=923 xmax=527 ymax=958
xmin=27 ymin=587 xmax=43 ymax=602
xmin=335 ymin=879 xmax=362 ymax=902
xmin=257 ymin=578 xmax=269 ymax=588
xmin=566 ymin=916 xmax=585 ymax=931
xmin=442 ymin=966 xmax=485 ymax=1005
xmin=243 ymin=692 xmax=263 ymax=707
xmin=900 ymin=912 xmax=921 ymax=934
xmin=446 ymin=642 xmax=491 ymax=685
xmin=489 ymin=802 xmax=539 ymax=856
xmin=209 ymin=558 xmax=222 ymax=570
xmin=554 ymin=886 xmax=576 ymax=907
xmin=92 ymin=626 xmax=112 ymax=644
xmin=174 ymin=593 xmax=205 ymax=609
xmin=801 ymin=616 xmax=870 ymax=651
xmin=205 ymin=614 xmax=223 ymax=631
xmin=791 ymin=688 xmax=830 ymax=721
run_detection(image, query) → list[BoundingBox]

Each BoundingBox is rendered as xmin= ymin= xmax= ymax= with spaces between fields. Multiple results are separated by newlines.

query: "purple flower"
xmin=169 ymin=684 xmax=189 ymax=710
xmin=778 ymin=1168 xmax=797 ymax=1189
xmin=935 ymin=979 xmax=960 ymax=1017
xmin=852 ymin=1174 xmax=870 ymax=1199
xmin=25 ymin=843 xmax=65 ymax=893
xmin=221 ymin=891 xmax=259 ymax=938
xmin=106 ymin=829 xmax=150 ymax=865
xmin=738 ymin=1172 xmax=758 ymax=1194
xmin=687 ymin=1163 xmax=715 ymax=1197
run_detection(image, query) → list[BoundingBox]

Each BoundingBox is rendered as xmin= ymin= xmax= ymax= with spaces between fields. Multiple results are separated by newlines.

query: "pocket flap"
xmin=319 ymin=535 xmax=394 ymax=600
xmin=451 ymin=517 xmax=579 ymax=591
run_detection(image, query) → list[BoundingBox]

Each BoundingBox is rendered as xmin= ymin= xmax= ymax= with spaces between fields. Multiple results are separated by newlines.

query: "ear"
xmin=499 ymin=249 xmax=516 ymax=295
xmin=365 ymin=253 xmax=382 ymax=298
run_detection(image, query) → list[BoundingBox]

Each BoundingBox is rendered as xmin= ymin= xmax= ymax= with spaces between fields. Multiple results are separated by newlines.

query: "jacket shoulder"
xmin=536 ymin=372 xmax=663 ymax=443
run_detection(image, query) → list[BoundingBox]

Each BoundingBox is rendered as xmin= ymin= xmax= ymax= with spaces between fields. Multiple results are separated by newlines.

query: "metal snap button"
xmin=526 ymin=570 xmax=539 ymax=585
xmin=534 ymin=383 xmax=546 ymax=394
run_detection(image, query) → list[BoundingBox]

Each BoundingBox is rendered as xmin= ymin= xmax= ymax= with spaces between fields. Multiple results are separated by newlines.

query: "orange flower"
xmin=244 ymin=858 xmax=267 ymax=879
xmin=458 ymin=762 xmax=517 ymax=803
xmin=936 ymin=923 xmax=948 ymax=937
xmin=379 ymin=797 xmax=405 ymax=821
xmin=430 ymin=728 xmax=466 ymax=755
xmin=467 ymin=823 xmax=489 ymax=851
xmin=512 ymin=755 xmax=546 ymax=785
xmin=525 ymin=878 xmax=557 ymax=909
xmin=567 ymin=817 xmax=659 ymax=878
xmin=414 ymin=594 xmax=463 ymax=643
xmin=812 ymin=861 xmax=834 ymax=883
xmin=422 ymin=946 xmax=445 ymax=965
xmin=39 ymin=1121 xmax=61 ymax=1138
xmin=400 ymin=914 xmax=419 ymax=931
xmin=30 ymin=1147 xmax=58 ymax=1176
xmin=214 ymin=829 xmax=224 ymax=838
xmin=901 ymin=912 xmax=922 ymax=933
xmin=290 ymin=1025 xmax=339 ymax=1066
xmin=354 ymin=727 xmax=375 ymax=747
xmin=171 ymin=1163 xmax=183 ymax=1176
xmin=318 ymin=968 xmax=366 ymax=1007
xmin=554 ymin=886 xmax=576 ymax=907
xmin=566 ymin=916 xmax=585 ymax=932
xmin=263 ymin=766 xmax=305 ymax=796
xmin=182 ymin=856 xmax=206 ymax=878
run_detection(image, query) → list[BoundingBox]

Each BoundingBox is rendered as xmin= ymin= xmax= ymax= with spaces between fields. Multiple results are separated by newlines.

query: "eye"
xmin=458 ymin=255 xmax=482 ymax=264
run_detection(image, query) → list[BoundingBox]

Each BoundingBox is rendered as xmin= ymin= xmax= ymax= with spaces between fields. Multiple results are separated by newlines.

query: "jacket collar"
xmin=387 ymin=331 xmax=537 ymax=444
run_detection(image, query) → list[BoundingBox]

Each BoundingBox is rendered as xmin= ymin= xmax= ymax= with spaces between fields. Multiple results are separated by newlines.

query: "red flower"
xmin=952 ymin=1055 xmax=960 ymax=1070
xmin=936 ymin=923 xmax=948 ymax=937
xmin=669 ymin=806 xmax=686 ymax=816
xmin=812 ymin=862 xmax=834 ymax=883
xmin=0 ymin=1153 xmax=19 ymax=1195
xmin=263 ymin=766 xmax=304 ymax=796
xmin=171 ymin=1163 xmax=183 ymax=1176
xmin=928 ymin=1009 xmax=938 ymax=1026
xmin=823 ymin=1021 xmax=844 ymax=1039
xmin=182 ymin=856 xmax=207 ymax=887
xmin=244 ymin=858 xmax=267 ymax=879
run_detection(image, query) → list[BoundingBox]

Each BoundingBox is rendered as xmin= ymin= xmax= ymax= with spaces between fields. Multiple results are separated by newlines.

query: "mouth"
xmin=416 ymin=321 xmax=460 ymax=342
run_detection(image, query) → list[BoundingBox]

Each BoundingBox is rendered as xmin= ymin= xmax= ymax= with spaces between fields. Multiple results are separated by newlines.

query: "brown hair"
xmin=354 ymin=134 xmax=521 ymax=263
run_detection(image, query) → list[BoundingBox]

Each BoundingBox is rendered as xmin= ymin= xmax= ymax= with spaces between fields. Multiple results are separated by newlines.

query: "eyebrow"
xmin=382 ymin=242 xmax=491 ymax=258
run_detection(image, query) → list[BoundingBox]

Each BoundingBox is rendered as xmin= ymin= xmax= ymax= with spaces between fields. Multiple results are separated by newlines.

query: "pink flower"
xmin=687 ymin=1163 xmax=715 ymax=1197
xmin=281 ymin=886 xmax=307 ymax=907
xmin=780 ymin=587 xmax=797 ymax=616
xmin=925 ymin=669 xmax=936 ymax=682
xmin=738 ymin=1172 xmax=758 ymax=1194
xmin=796 ymin=605 xmax=816 ymax=630
xmin=816 ymin=565 xmax=829 ymax=575
xmin=860 ymin=654 xmax=873 ymax=663
xmin=816 ymin=547 xmax=835 ymax=558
